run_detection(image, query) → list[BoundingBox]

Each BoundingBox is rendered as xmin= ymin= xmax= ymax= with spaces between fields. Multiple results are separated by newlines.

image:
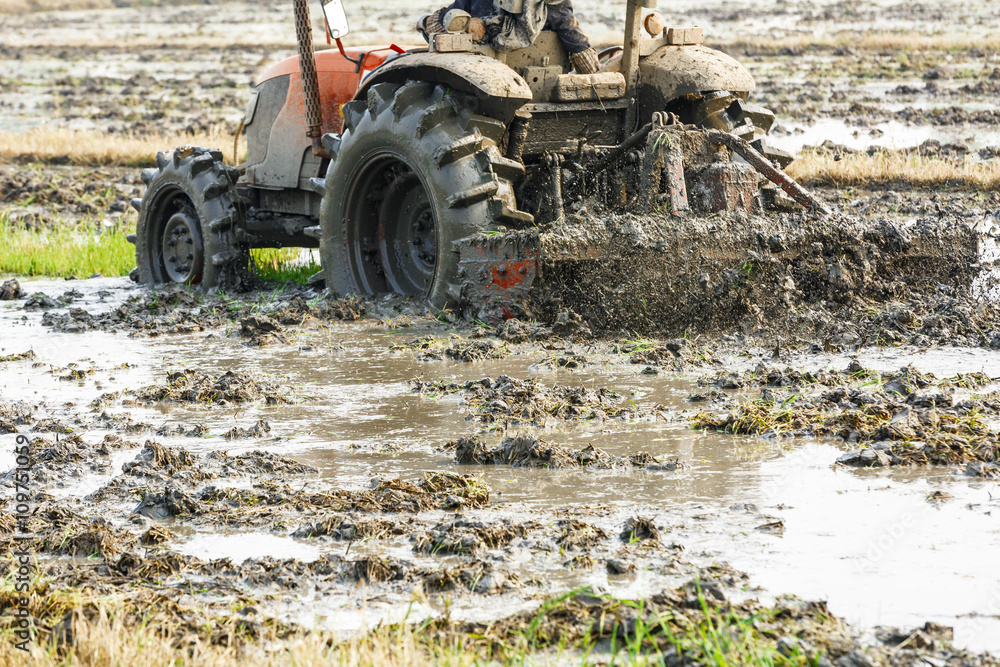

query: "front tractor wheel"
xmin=133 ymin=146 xmax=249 ymax=290
xmin=318 ymin=81 xmax=530 ymax=310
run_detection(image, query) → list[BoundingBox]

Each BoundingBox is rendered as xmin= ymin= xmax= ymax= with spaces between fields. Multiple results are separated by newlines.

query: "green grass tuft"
xmin=250 ymin=248 xmax=321 ymax=285
xmin=0 ymin=216 xmax=321 ymax=284
xmin=0 ymin=217 xmax=135 ymax=278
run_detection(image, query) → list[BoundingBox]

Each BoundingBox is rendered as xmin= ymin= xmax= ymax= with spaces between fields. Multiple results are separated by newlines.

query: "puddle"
xmin=175 ymin=531 xmax=322 ymax=565
xmin=771 ymin=117 xmax=1000 ymax=154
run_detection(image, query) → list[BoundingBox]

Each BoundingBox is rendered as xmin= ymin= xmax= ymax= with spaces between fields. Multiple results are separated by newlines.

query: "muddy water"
xmin=772 ymin=117 xmax=1000 ymax=154
xmin=1 ymin=277 xmax=999 ymax=652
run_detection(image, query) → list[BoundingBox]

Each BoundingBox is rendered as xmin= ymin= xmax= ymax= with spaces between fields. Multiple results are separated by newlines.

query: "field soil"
xmin=2 ymin=0 xmax=1000 ymax=664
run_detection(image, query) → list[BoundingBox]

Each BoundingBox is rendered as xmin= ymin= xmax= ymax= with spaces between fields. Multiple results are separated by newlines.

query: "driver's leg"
xmin=546 ymin=0 xmax=599 ymax=73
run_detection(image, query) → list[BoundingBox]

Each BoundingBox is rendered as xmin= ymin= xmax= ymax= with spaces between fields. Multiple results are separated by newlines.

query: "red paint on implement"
xmin=490 ymin=259 xmax=537 ymax=291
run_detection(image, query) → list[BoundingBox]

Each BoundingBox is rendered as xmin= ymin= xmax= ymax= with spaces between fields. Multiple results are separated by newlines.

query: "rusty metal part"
xmin=637 ymin=127 xmax=688 ymax=214
xmin=708 ymin=130 xmax=831 ymax=214
xmin=292 ymin=0 xmax=328 ymax=158
xmin=505 ymin=113 xmax=530 ymax=163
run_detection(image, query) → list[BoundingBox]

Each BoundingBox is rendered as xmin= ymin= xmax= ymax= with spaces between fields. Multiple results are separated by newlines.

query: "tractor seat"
xmin=505 ymin=31 xmax=625 ymax=103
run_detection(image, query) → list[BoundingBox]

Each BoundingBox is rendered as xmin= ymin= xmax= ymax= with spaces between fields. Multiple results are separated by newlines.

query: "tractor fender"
xmin=636 ymin=44 xmax=755 ymax=121
xmin=356 ymin=53 xmax=532 ymax=125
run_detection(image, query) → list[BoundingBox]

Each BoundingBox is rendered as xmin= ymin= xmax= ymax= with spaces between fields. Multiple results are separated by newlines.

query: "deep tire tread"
xmin=434 ymin=134 xmax=483 ymax=167
xmin=135 ymin=146 xmax=250 ymax=291
xmin=366 ymin=82 xmax=398 ymax=119
xmin=342 ymin=100 xmax=366 ymax=133
xmin=320 ymin=82 xmax=532 ymax=309
xmin=446 ymin=181 xmax=500 ymax=209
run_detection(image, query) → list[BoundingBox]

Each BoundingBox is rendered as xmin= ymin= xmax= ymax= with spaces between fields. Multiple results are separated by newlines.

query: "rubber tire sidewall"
xmin=136 ymin=149 xmax=243 ymax=290
xmin=320 ymin=86 xmax=502 ymax=311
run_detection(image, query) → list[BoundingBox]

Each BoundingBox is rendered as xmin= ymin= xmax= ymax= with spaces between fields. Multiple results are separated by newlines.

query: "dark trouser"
xmin=436 ymin=0 xmax=592 ymax=54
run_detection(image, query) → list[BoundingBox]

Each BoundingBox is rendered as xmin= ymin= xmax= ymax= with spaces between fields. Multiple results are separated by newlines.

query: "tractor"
xmin=130 ymin=0 xmax=825 ymax=318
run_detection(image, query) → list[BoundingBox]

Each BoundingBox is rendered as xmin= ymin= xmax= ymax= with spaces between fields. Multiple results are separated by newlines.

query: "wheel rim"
xmin=344 ymin=154 xmax=437 ymax=297
xmin=379 ymin=169 xmax=436 ymax=295
xmin=146 ymin=185 xmax=205 ymax=285
xmin=160 ymin=210 xmax=204 ymax=284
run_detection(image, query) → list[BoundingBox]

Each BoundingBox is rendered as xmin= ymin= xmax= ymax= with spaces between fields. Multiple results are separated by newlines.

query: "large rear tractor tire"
xmin=132 ymin=146 xmax=250 ymax=291
xmin=317 ymin=81 xmax=531 ymax=310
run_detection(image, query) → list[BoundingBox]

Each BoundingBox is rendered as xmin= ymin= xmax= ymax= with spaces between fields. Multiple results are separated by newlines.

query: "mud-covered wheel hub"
xmin=379 ymin=167 xmax=436 ymax=296
xmin=161 ymin=210 xmax=204 ymax=283
xmin=346 ymin=155 xmax=439 ymax=298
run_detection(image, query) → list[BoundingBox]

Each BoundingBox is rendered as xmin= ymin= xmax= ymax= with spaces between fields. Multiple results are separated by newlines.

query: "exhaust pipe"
xmin=293 ymin=0 xmax=328 ymax=158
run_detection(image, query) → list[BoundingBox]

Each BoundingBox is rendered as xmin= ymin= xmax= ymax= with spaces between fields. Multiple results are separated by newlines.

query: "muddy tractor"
xmin=130 ymin=0 xmax=825 ymax=316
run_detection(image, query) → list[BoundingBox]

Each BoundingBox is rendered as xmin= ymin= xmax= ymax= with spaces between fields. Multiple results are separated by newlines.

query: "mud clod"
xmin=223 ymin=419 xmax=272 ymax=439
xmin=122 ymin=441 xmax=195 ymax=476
xmin=453 ymin=434 xmax=680 ymax=471
xmin=444 ymin=340 xmax=509 ymax=362
xmin=0 ymin=278 xmax=23 ymax=300
xmin=413 ymin=518 xmax=528 ymax=555
xmin=0 ymin=350 xmax=35 ymax=363
xmin=620 ymin=517 xmax=661 ymax=544
xmin=557 ymin=520 xmax=608 ymax=549
xmin=416 ymin=375 xmax=662 ymax=426
xmin=239 ymin=315 xmax=287 ymax=346
xmin=134 ymin=486 xmax=200 ymax=520
xmin=347 ymin=556 xmax=404 ymax=583
xmin=128 ymin=369 xmax=292 ymax=405
xmin=292 ymin=517 xmax=399 ymax=540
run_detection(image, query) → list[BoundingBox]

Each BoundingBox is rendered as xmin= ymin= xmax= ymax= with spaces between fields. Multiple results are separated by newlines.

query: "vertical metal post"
xmin=621 ymin=0 xmax=656 ymax=134
xmin=621 ymin=0 xmax=643 ymax=96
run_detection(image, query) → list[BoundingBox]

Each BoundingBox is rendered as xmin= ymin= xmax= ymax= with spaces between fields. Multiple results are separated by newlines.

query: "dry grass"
xmin=0 ymin=128 xmax=240 ymax=168
xmin=712 ymin=30 xmax=1000 ymax=54
xmin=787 ymin=151 xmax=1000 ymax=189
xmin=0 ymin=608 xmax=474 ymax=667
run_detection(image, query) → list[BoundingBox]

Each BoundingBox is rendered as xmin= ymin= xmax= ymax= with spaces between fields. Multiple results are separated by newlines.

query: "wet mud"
xmin=4 ymin=0 xmax=1000 ymax=662
xmin=4 ymin=275 xmax=1000 ymax=660
xmin=693 ymin=361 xmax=1000 ymax=470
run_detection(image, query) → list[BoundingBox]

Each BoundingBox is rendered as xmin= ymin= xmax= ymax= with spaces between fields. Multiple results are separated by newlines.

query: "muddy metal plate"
xmin=455 ymin=231 xmax=540 ymax=321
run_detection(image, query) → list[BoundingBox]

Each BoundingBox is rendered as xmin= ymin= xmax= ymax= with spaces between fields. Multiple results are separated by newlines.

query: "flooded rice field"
xmin=3 ymin=0 xmax=1000 ymax=662
xmin=2 ymin=277 xmax=999 ymax=655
